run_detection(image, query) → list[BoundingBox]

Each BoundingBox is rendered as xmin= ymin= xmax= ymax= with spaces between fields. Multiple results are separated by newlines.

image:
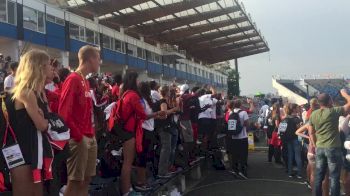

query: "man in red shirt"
xmin=59 ymin=45 xmax=100 ymax=196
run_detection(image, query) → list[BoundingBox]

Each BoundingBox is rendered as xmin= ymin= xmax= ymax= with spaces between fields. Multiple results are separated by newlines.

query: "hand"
xmin=341 ymin=89 xmax=350 ymax=98
xmin=157 ymin=111 xmax=167 ymax=118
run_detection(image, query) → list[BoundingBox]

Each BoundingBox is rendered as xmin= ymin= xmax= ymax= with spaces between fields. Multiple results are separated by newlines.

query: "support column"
xmin=122 ymin=65 xmax=128 ymax=77
xmin=61 ymin=51 xmax=69 ymax=68
xmin=120 ymin=27 xmax=125 ymax=34
xmin=234 ymin=58 xmax=240 ymax=96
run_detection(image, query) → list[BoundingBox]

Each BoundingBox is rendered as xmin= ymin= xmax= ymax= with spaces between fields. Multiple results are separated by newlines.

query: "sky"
xmin=234 ymin=0 xmax=350 ymax=95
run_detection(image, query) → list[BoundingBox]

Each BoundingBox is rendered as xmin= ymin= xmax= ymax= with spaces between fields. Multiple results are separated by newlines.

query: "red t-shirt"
xmin=111 ymin=84 xmax=120 ymax=100
xmin=58 ymin=72 xmax=94 ymax=142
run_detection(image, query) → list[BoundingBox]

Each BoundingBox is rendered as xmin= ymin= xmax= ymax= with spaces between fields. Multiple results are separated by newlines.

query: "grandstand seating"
xmin=305 ymin=79 xmax=347 ymax=99
xmin=279 ymin=82 xmax=308 ymax=98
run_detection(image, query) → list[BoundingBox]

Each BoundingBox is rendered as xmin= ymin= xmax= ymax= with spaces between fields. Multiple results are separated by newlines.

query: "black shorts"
xmin=115 ymin=128 xmax=135 ymax=143
xmin=198 ymin=118 xmax=214 ymax=135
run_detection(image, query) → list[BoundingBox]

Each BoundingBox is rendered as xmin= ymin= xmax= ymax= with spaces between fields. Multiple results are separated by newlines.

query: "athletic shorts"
xmin=67 ymin=136 xmax=97 ymax=181
xmin=198 ymin=118 xmax=214 ymax=135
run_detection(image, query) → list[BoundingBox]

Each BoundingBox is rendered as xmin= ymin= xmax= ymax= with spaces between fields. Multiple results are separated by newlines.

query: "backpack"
xmin=278 ymin=117 xmax=298 ymax=142
xmin=226 ymin=110 xmax=244 ymax=135
xmin=108 ymin=91 xmax=133 ymax=136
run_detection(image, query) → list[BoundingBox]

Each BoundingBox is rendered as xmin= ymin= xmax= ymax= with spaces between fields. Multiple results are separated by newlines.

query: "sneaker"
xmin=288 ymin=175 xmax=293 ymax=178
xmin=168 ymin=166 xmax=182 ymax=175
xmin=238 ymin=172 xmax=248 ymax=180
xmin=305 ymin=181 xmax=312 ymax=189
xmin=196 ymin=140 xmax=202 ymax=145
xmin=134 ymin=184 xmax=153 ymax=192
xmin=296 ymin=175 xmax=303 ymax=179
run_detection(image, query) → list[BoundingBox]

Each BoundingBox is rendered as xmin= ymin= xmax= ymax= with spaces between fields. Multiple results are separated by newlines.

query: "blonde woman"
xmin=10 ymin=50 xmax=51 ymax=196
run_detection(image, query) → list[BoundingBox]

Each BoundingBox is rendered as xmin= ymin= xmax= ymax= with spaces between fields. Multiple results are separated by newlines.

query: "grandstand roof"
xmin=61 ymin=0 xmax=269 ymax=64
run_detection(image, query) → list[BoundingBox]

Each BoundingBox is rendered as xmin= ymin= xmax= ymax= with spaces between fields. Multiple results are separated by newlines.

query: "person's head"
xmin=121 ymin=71 xmax=139 ymax=95
xmin=113 ymin=74 xmax=122 ymax=86
xmin=287 ymin=103 xmax=298 ymax=115
xmin=78 ymin=45 xmax=100 ymax=73
xmin=9 ymin=62 xmax=18 ymax=75
xmin=58 ymin=68 xmax=71 ymax=83
xmin=206 ymin=90 xmax=212 ymax=95
xmin=226 ymin=100 xmax=234 ymax=111
xmin=88 ymin=77 xmax=97 ymax=90
xmin=179 ymin=84 xmax=189 ymax=95
xmin=264 ymin=99 xmax=270 ymax=105
xmin=159 ymin=85 xmax=170 ymax=98
xmin=12 ymin=50 xmax=51 ymax=99
xmin=149 ymin=80 xmax=159 ymax=91
xmin=192 ymin=86 xmax=200 ymax=94
xmin=138 ymin=81 xmax=151 ymax=100
xmin=196 ymin=88 xmax=207 ymax=97
xmin=233 ymin=99 xmax=242 ymax=109
xmin=310 ymin=98 xmax=319 ymax=110
xmin=317 ymin=93 xmax=332 ymax=108
xmin=272 ymin=103 xmax=281 ymax=119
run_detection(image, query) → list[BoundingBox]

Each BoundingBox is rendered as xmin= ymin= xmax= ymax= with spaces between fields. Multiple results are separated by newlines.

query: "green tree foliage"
xmin=227 ymin=69 xmax=240 ymax=98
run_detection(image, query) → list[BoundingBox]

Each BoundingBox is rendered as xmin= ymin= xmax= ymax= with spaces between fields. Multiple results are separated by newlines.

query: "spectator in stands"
xmin=341 ymin=115 xmax=350 ymax=195
xmin=156 ymin=85 xmax=180 ymax=178
xmin=10 ymin=50 xmax=50 ymax=196
xmin=282 ymin=103 xmax=303 ymax=178
xmin=59 ymin=46 xmax=100 ymax=196
xmin=111 ymin=74 xmax=122 ymax=101
xmin=267 ymin=103 xmax=282 ymax=164
xmin=135 ymin=82 xmax=158 ymax=192
xmin=309 ymin=90 xmax=350 ymax=196
xmin=150 ymin=80 xmax=161 ymax=103
xmin=45 ymin=59 xmax=60 ymax=92
xmin=198 ymin=90 xmax=218 ymax=154
xmin=225 ymin=99 xmax=250 ymax=179
xmin=3 ymin=62 xmax=18 ymax=92
xmin=110 ymin=72 xmax=165 ymax=195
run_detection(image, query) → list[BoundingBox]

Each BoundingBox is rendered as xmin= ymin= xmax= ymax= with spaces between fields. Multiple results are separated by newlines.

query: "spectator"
xmin=340 ymin=115 xmax=350 ymax=195
xmin=59 ymin=45 xmax=101 ymax=196
xmin=150 ymin=80 xmax=161 ymax=103
xmin=156 ymin=85 xmax=180 ymax=178
xmin=267 ymin=103 xmax=282 ymax=164
xmin=135 ymin=82 xmax=158 ymax=192
xmin=9 ymin=50 xmax=50 ymax=196
xmin=3 ymin=62 xmax=18 ymax=92
xmin=308 ymin=90 xmax=350 ymax=196
xmin=281 ymin=103 xmax=303 ymax=178
xmin=225 ymin=99 xmax=249 ymax=179
xmin=110 ymin=72 xmax=163 ymax=195
xmin=111 ymin=74 xmax=122 ymax=101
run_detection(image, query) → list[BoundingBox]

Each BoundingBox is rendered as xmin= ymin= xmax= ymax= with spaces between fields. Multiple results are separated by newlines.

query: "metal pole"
xmin=234 ymin=58 xmax=240 ymax=96
xmin=306 ymin=84 xmax=310 ymax=104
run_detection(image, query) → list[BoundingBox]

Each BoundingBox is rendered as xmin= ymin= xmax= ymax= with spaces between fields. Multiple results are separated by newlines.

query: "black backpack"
xmin=278 ymin=117 xmax=298 ymax=141
xmin=226 ymin=110 xmax=244 ymax=135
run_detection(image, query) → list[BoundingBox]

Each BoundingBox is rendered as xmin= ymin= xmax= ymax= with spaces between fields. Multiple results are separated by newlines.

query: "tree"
xmin=227 ymin=69 xmax=240 ymax=98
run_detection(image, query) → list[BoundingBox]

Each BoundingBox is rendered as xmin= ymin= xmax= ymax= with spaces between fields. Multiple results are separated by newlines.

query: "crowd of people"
xmin=0 ymin=45 xmax=255 ymax=196
xmin=260 ymin=91 xmax=350 ymax=196
xmin=1 ymin=45 xmax=350 ymax=196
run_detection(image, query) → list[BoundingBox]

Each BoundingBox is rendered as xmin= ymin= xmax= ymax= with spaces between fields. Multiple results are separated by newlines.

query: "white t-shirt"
xmin=198 ymin=94 xmax=218 ymax=119
xmin=231 ymin=108 xmax=249 ymax=139
xmin=3 ymin=74 xmax=14 ymax=91
xmin=259 ymin=104 xmax=269 ymax=117
xmin=141 ymin=98 xmax=154 ymax=131
xmin=151 ymin=90 xmax=161 ymax=103
xmin=104 ymin=102 xmax=116 ymax=120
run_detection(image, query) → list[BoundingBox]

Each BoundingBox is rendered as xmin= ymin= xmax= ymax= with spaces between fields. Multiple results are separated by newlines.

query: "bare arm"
xmin=341 ymin=115 xmax=350 ymax=135
xmin=18 ymin=91 xmax=48 ymax=131
xmin=341 ymin=89 xmax=350 ymax=114
xmin=295 ymin=124 xmax=310 ymax=140
xmin=308 ymin=124 xmax=316 ymax=147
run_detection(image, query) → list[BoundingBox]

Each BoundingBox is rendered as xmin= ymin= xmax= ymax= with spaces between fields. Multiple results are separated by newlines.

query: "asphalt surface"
xmin=185 ymin=151 xmax=311 ymax=196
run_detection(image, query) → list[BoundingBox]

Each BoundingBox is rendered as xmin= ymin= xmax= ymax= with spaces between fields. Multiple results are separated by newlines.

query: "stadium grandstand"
xmin=0 ymin=0 xmax=269 ymax=94
xmin=273 ymin=77 xmax=350 ymax=105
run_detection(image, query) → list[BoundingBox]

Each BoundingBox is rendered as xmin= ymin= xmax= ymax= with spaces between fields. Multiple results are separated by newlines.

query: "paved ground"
xmin=185 ymin=151 xmax=311 ymax=196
